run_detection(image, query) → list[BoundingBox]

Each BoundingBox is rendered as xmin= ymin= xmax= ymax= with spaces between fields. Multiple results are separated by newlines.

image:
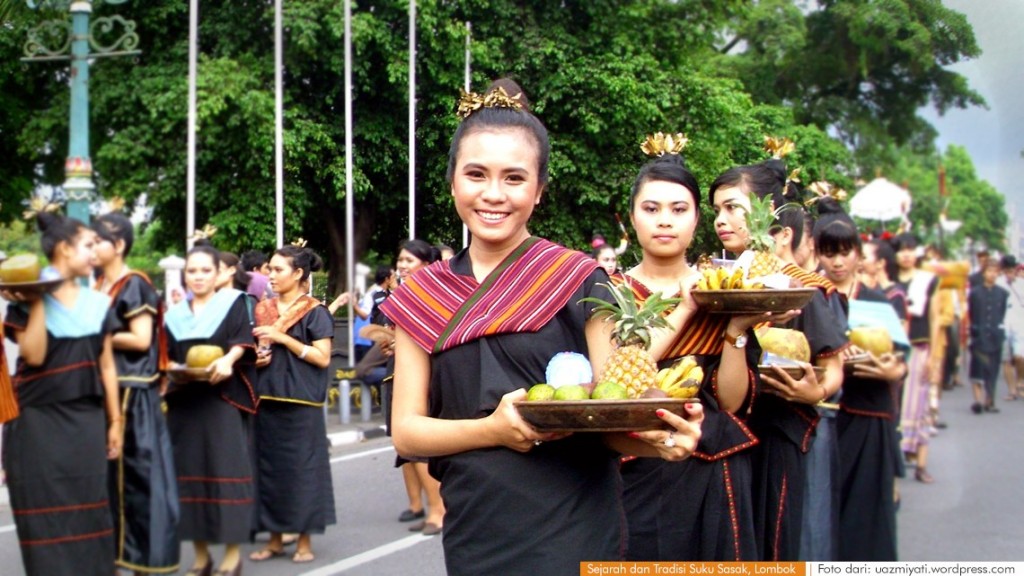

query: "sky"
xmin=918 ymin=0 xmax=1024 ymax=254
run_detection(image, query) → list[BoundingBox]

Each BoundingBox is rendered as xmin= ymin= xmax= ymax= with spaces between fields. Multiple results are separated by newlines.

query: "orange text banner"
xmin=581 ymin=562 xmax=806 ymax=576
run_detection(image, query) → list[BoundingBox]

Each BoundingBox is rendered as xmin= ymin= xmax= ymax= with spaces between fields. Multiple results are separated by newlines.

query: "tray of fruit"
xmin=515 ymin=353 xmax=703 ymax=433
xmin=0 ymin=254 xmax=63 ymax=294
xmin=166 ymin=345 xmax=225 ymax=384
xmin=691 ymin=267 xmax=816 ymax=314
xmin=758 ymin=364 xmax=826 ymax=381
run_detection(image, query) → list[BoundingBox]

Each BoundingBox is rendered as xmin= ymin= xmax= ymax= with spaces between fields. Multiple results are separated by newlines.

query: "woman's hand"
xmin=487 ymin=389 xmax=568 ymax=453
xmin=626 ymin=403 xmax=704 ymax=461
xmin=107 ymin=419 xmax=124 ymax=460
xmin=0 ymin=288 xmax=40 ymax=303
xmin=761 ymin=362 xmax=825 ymax=404
xmin=252 ymin=325 xmax=284 ymax=345
xmin=852 ymin=352 xmax=906 ymax=381
xmin=207 ymin=355 xmax=235 ymax=384
xmin=255 ymin=347 xmax=272 ymax=368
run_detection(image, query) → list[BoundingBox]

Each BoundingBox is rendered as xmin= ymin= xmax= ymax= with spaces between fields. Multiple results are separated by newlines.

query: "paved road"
xmin=0 ymin=383 xmax=1021 ymax=574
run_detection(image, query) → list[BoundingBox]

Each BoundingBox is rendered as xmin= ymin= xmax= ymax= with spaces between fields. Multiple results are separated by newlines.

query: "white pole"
xmin=407 ymin=0 xmax=416 ymax=240
xmin=344 ymin=0 xmax=355 ymax=363
xmin=462 ymin=21 xmax=470 ymax=249
xmin=274 ymin=0 xmax=285 ymax=248
xmin=186 ymin=0 xmax=198 ymax=247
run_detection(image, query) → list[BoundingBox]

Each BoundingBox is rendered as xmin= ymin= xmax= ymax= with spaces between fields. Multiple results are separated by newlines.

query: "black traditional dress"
xmin=102 ymin=272 xmax=180 ymax=573
xmin=749 ymin=263 xmax=848 ymax=560
xmin=615 ymin=277 xmax=761 ymax=561
xmin=836 ymin=283 xmax=906 ymax=560
xmin=381 ymin=238 xmax=623 ymax=576
xmin=253 ymin=296 xmax=336 ymax=534
xmin=164 ymin=288 xmax=258 ymax=543
xmin=3 ymin=289 xmax=119 ymax=576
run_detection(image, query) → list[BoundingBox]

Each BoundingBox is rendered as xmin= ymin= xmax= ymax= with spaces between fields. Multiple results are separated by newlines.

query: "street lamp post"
xmin=22 ymin=0 xmax=140 ymax=225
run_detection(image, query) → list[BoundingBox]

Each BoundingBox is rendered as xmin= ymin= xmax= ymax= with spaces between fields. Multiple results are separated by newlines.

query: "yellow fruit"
xmin=185 ymin=345 xmax=225 ymax=368
xmin=527 ymin=384 xmax=555 ymax=401
xmin=728 ymin=268 xmax=745 ymax=289
xmin=602 ymin=344 xmax=659 ymax=398
xmin=667 ymin=384 xmax=700 ymax=399
xmin=0 ymin=254 xmax=41 ymax=283
xmin=849 ymin=326 xmax=894 ymax=357
xmin=756 ymin=327 xmax=811 ymax=363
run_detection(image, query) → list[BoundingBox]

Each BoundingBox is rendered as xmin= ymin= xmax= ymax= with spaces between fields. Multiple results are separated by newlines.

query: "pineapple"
xmin=741 ymin=193 xmax=782 ymax=279
xmin=582 ymin=283 xmax=678 ymax=398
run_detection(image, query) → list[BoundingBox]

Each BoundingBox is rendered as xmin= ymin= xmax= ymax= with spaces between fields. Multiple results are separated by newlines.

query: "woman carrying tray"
xmin=813 ymin=198 xmax=907 ymax=560
xmin=164 ymin=243 xmax=258 ymax=576
xmin=92 ymin=212 xmax=180 ymax=574
xmin=380 ymin=79 xmax=704 ymax=576
xmin=249 ymin=244 xmax=335 ymax=564
xmin=2 ymin=212 xmax=123 ymax=576
xmin=709 ymin=141 xmax=848 ymax=560
xmin=616 ymin=134 xmax=781 ymax=561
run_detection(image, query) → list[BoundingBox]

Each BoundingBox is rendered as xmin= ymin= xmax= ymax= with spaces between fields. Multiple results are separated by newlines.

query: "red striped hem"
xmin=21 ymin=528 xmax=113 ymax=547
xmin=772 ymin=472 xmax=788 ymax=560
xmin=14 ymin=499 xmax=108 ymax=516
xmin=13 ymin=361 xmax=96 ymax=385
xmin=840 ymin=405 xmax=892 ymax=419
xmin=180 ymin=497 xmax=253 ymax=505
xmin=177 ymin=476 xmax=251 ymax=483
xmin=722 ymin=460 xmax=741 ymax=560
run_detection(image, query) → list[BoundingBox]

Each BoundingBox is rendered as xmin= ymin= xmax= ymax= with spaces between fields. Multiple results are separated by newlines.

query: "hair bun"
xmin=815 ymin=196 xmax=846 ymax=216
xmin=36 ymin=211 xmax=62 ymax=233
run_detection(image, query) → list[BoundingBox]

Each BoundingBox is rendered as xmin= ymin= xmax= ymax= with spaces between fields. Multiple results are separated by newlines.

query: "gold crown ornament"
xmin=805 ymin=180 xmax=849 ymax=207
xmin=290 ymin=237 xmax=308 ymax=248
xmin=763 ymin=136 xmax=795 ymax=159
xmin=189 ymin=223 xmax=218 ymax=242
xmin=22 ymin=196 xmax=63 ymax=220
xmin=640 ymin=132 xmax=689 ymax=157
xmin=456 ymin=86 xmax=524 ymax=119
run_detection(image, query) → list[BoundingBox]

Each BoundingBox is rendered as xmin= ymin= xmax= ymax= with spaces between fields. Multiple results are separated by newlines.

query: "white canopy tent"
xmin=849 ymin=177 xmax=912 ymax=224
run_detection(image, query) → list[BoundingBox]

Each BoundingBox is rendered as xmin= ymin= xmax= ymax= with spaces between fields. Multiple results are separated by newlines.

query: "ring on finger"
xmin=533 ymin=440 xmax=543 ymax=447
xmin=664 ymin=433 xmax=677 ymax=448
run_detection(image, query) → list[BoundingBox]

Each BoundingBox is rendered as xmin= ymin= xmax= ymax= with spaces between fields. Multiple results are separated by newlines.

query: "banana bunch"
xmin=695 ymin=267 xmax=764 ymax=291
xmin=653 ymin=355 xmax=703 ymax=399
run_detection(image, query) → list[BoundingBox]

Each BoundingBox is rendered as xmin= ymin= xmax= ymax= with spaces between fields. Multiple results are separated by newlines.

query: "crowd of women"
xmin=2 ymin=215 xmax=336 ymax=575
xmin=0 ymin=76 xmax=1013 ymax=576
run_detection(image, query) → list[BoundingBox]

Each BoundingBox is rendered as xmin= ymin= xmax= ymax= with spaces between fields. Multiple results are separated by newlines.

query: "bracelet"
xmin=299 ymin=345 xmax=310 ymax=360
xmin=817 ymin=382 xmax=829 ymax=403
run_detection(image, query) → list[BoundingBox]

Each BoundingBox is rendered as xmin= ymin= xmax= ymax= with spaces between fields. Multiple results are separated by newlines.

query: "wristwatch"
xmin=723 ymin=330 xmax=748 ymax=349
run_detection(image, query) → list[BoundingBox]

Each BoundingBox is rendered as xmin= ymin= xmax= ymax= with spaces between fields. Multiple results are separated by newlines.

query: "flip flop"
xmin=293 ymin=551 xmax=316 ymax=564
xmin=249 ymin=548 xmax=286 ymax=562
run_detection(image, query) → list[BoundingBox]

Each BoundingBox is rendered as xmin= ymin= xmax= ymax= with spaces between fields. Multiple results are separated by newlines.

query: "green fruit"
xmin=526 ymin=384 xmax=556 ymax=401
xmin=553 ymin=385 xmax=589 ymax=401
xmin=591 ymin=382 xmax=629 ymax=400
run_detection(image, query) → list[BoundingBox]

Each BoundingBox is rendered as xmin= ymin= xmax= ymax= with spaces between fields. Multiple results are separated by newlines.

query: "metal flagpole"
xmin=187 ymin=0 xmax=199 ymax=247
xmin=462 ymin=21 xmax=471 ymax=249
xmin=274 ymin=0 xmax=285 ymax=248
xmin=344 ymin=0 xmax=355 ymax=363
xmin=407 ymin=0 xmax=416 ymax=240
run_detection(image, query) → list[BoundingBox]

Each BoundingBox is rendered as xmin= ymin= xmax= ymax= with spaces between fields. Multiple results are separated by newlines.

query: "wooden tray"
xmin=514 ymin=398 xmax=700 ymax=433
xmin=691 ymin=288 xmax=816 ymax=314
xmin=166 ymin=366 xmax=212 ymax=384
xmin=758 ymin=364 xmax=826 ymax=381
xmin=0 ymin=278 xmax=63 ymax=295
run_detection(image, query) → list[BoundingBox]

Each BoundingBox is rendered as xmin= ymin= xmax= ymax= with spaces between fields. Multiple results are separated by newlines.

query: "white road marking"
xmin=295 ymin=534 xmax=434 ymax=576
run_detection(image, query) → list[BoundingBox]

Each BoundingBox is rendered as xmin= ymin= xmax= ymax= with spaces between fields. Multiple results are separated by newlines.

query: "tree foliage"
xmin=0 ymin=0 xmax=1006 ymax=288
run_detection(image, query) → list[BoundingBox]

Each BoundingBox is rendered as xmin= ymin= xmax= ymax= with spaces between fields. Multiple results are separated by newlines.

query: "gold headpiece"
xmin=290 ymin=237 xmax=308 ymax=248
xmin=22 ymin=196 xmax=63 ymax=220
xmin=640 ymin=132 xmax=689 ymax=157
xmin=106 ymin=196 xmax=127 ymax=213
xmin=456 ymin=87 xmax=524 ymax=119
xmin=805 ymin=180 xmax=848 ymax=206
xmin=189 ymin=223 xmax=218 ymax=242
xmin=763 ymin=136 xmax=795 ymax=159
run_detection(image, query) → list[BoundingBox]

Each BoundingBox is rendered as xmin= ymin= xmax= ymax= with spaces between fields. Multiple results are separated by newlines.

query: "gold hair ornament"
xmin=189 ymin=223 xmax=218 ymax=242
xmin=805 ymin=180 xmax=848 ymax=207
xmin=106 ymin=196 xmax=127 ymax=213
xmin=22 ymin=196 xmax=63 ymax=220
xmin=640 ymin=132 xmax=689 ymax=157
xmin=763 ymin=136 xmax=795 ymax=159
xmin=290 ymin=237 xmax=308 ymax=248
xmin=456 ymin=87 xmax=524 ymax=119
